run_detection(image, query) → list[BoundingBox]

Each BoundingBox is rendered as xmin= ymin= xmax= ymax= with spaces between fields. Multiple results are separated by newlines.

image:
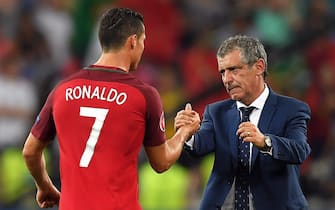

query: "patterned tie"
xmin=235 ymin=106 xmax=255 ymax=210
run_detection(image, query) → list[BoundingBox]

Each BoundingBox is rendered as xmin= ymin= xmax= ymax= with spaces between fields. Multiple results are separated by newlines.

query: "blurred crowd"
xmin=0 ymin=0 xmax=335 ymax=209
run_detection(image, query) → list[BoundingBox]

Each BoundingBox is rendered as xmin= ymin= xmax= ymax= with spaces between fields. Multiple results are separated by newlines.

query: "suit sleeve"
xmin=268 ymin=101 xmax=311 ymax=164
xmin=188 ymin=105 xmax=216 ymax=156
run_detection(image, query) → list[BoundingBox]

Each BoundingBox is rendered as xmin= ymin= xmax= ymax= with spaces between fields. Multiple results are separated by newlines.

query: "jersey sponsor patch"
xmin=159 ymin=111 xmax=165 ymax=132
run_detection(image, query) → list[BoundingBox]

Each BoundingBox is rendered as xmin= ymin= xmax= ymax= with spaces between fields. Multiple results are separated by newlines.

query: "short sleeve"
xmin=142 ymin=86 xmax=166 ymax=147
xmin=31 ymin=90 xmax=56 ymax=142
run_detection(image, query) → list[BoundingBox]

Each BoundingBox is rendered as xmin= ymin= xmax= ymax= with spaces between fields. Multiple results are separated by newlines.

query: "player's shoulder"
xmin=133 ymin=81 xmax=160 ymax=101
xmin=129 ymin=78 xmax=157 ymax=92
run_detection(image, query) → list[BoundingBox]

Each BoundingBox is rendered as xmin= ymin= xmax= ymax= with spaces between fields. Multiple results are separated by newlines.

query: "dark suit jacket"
xmin=187 ymin=89 xmax=311 ymax=210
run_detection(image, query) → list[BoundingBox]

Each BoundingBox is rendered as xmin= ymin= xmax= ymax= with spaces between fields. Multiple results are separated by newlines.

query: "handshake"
xmin=174 ymin=103 xmax=201 ymax=141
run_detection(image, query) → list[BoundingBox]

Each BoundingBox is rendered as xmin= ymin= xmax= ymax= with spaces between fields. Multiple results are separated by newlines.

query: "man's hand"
xmin=236 ymin=122 xmax=266 ymax=148
xmin=174 ymin=103 xmax=200 ymax=132
xmin=178 ymin=119 xmax=201 ymax=142
xmin=36 ymin=183 xmax=60 ymax=208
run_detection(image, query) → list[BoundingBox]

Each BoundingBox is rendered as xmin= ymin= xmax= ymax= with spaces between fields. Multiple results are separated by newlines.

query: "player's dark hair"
xmin=98 ymin=8 xmax=144 ymax=51
xmin=217 ymin=35 xmax=268 ymax=79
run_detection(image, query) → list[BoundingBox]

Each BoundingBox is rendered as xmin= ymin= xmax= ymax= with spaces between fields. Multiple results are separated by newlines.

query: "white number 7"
xmin=79 ymin=106 xmax=109 ymax=167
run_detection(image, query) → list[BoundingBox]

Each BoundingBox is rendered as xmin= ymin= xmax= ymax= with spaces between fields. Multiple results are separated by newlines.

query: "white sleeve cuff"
xmin=185 ymin=135 xmax=195 ymax=150
xmin=260 ymin=147 xmax=273 ymax=156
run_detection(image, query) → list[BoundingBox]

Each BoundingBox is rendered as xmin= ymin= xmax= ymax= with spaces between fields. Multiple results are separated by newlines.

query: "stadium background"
xmin=0 ymin=0 xmax=334 ymax=209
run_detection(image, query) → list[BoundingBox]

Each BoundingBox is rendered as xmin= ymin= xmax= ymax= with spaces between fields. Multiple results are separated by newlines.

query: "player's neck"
xmin=94 ymin=51 xmax=130 ymax=72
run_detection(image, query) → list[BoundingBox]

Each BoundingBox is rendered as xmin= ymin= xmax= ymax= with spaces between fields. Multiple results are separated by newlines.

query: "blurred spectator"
xmin=302 ymin=35 xmax=335 ymax=208
xmin=305 ymin=36 xmax=335 ymax=81
xmin=298 ymin=0 xmax=335 ymax=45
xmin=179 ymin=0 xmax=226 ymax=32
xmin=254 ymin=0 xmax=302 ymax=61
xmin=254 ymin=0 xmax=296 ymax=46
xmin=304 ymin=36 xmax=335 ymax=158
xmin=71 ymin=0 xmax=112 ymax=60
xmin=179 ymin=31 xmax=221 ymax=99
xmin=0 ymin=27 xmax=14 ymax=60
xmin=0 ymin=46 xmax=38 ymax=210
xmin=15 ymin=10 xmax=52 ymax=81
xmin=83 ymin=2 xmax=118 ymax=66
xmin=213 ymin=11 xmax=260 ymax=48
xmin=34 ymin=0 xmax=74 ymax=69
xmin=0 ymin=0 xmax=20 ymax=37
xmin=305 ymin=63 xmax=335 ymax=159
xmin=0 ymin=48 xmax=37 ymax=149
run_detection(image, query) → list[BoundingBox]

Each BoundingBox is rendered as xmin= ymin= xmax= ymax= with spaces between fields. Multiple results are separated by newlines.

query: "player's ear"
xmin=129 ymin=34 xmax=137 ymax=49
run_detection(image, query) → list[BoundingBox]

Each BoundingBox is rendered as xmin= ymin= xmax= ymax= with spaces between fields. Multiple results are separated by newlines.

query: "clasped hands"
xmin=174 ymin=103 xmax=201 ymax=140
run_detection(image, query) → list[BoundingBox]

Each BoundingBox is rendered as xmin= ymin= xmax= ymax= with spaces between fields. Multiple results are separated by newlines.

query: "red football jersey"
xmin=31 ymin=65 xmax=166 ymax=210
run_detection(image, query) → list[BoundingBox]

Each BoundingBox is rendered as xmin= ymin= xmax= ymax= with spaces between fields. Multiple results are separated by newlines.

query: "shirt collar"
xmin=236 ymin=84 xmax=269 ymax=110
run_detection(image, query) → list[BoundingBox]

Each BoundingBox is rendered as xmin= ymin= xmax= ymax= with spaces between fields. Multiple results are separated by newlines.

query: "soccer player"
xmin=22 ymin=8 xmax=200 ymax=210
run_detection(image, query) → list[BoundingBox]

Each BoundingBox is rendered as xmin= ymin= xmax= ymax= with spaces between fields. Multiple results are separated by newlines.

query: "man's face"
xmin=217 ymin=49 xmax=262 ymax=105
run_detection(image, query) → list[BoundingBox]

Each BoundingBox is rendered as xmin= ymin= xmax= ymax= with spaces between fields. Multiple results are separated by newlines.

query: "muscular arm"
xmin=22 ymin=133 xmax=60 ymax=208
xmin=145 ymin=119 xmax=200 ymax=173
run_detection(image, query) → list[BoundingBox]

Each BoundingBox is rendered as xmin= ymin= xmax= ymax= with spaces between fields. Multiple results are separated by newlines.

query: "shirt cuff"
xmin=260 ymin=147 xmax=273 ymax=156
xmin=185 ymin=135 xmax=195 ymax=150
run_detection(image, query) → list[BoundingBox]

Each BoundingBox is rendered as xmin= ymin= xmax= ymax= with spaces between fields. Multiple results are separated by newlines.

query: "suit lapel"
xmin=227 ymin=103 xmax=240 ymax=170
xmin=251 ymin=90 xmax=277 ymax=169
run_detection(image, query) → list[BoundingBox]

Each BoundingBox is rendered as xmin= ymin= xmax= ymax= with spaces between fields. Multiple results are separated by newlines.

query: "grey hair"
xmin=217 ymin=35 xmax=268 ymax=78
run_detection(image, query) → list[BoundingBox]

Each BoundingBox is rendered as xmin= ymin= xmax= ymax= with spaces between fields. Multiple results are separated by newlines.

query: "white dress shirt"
xmin=228 ymin=85 xmax=270 ymax=210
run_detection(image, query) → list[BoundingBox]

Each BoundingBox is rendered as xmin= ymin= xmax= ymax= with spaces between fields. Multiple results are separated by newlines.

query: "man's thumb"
xmin=185 ymin=103 xmax=192 ymax=111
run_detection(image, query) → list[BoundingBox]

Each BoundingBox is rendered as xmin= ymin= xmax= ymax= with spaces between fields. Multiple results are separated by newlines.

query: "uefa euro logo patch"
xmin=159 ymin=111 xmax=165 ymax=132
